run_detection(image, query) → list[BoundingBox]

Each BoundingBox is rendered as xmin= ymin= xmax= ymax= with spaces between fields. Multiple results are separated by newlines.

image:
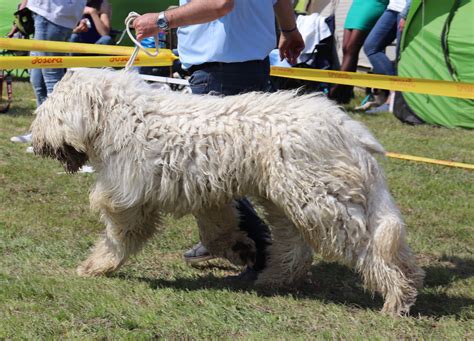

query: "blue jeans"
xmin=363 ymin=10 xmax=402 ymax=76
xmin=70 ymin=33 xmax=114 ymax=45
xmin=189 ymin=58 xmax=273 ymax=271
xmin=30 ymin=14 xmax=72 ymax=106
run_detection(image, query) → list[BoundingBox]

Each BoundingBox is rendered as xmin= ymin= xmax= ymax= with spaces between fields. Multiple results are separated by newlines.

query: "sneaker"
xmin=365 ymin=103 xmax=390 ymax=115
xmin=10 ymin=132 xmax=32 ymax=143
xmin=183 ymin=242 xmax=215 ymax=264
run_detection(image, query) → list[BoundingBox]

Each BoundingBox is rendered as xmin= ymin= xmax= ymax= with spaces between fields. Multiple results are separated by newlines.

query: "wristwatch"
xmin=156 ymin=12 xmax=169 ymax=30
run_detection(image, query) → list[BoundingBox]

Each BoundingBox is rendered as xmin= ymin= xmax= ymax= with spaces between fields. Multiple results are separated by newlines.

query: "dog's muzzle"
xmin=34 ymin=143 xmax=88 ymax=173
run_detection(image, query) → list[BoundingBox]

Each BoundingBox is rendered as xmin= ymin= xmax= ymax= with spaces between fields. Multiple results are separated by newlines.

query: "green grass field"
xmin=1 ymin=80 xmax=473 ymax=339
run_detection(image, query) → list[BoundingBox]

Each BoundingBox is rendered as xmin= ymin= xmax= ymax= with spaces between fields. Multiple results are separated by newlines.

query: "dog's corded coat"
xmin=32 ymin=69 xmax=424 ymax=315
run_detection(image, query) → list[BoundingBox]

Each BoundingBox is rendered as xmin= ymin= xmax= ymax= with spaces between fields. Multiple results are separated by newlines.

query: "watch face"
xmin=157 ymin=14 xmax=168 ymax=30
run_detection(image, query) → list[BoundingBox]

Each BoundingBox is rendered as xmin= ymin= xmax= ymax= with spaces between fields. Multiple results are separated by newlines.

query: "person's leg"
xmin=186 ymin=61 xmax=272 ymax=273
xmin=363 ymin=10 xmax=398 ymax=76
xmin=188 ymin=59 xmax=272 ymax=96
xmin=188 ymin=69 xmax=212 ymax=94
xmin=40 ymin=19 xmax=72 ymax=95
xmin=69 ymin=33 xmax=82 ymax=43
xmin=340 ymin=29 xmax=369 ymax=73
xmin=68 ymin=33 xmax=82 ymax=56
xmin=218 ymin=58 xmax=272 ymax=95
xmin=395 ymin=13 xmax=403 ymax=67
xmin=30 ymin=14 xmax=49 ymax=107
xmin=234 ymin=198 xmax=271 ymax=271
xmin=29 ymin=67 xmax=47 ymax=107
xmin=11 ymin=14 xmax=47 ymax=143
xmin=95 ymin=35 xmax=114 ymax=45
xmin=330 ymin=29 xmax=369 ymax=103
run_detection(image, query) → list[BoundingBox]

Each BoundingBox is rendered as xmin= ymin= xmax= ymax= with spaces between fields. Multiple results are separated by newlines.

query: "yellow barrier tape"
xmin=386 ymin=152 xmax=474 ymax=170
xmin=1 ymin=38 xmax=473 ymax=99
xmin=0 ymin=54 xmax=174 ymax=69
xmin=270 ymin=67 xmax=474 ymax=100
xmin=0 ymin=37 xmax=177 ymax=58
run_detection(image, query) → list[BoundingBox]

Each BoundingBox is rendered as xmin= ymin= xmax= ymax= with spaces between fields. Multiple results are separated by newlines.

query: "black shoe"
xmin=224 ymin=266 xmax=259 ymax=282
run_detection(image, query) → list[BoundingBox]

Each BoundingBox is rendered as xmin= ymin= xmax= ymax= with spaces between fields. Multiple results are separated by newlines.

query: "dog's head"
xmin=31 ymin=68 xmax=154 ymax=172
xmin=31 ymin=70 xmax=95 ymax=173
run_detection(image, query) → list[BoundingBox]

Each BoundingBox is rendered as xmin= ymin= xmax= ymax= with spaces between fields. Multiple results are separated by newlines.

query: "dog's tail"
xmin=364 ymin=160 xmax=404 ymax=259
xmin=365 ymin=157 xmax=424 ymax=284
xmin=362 ymin=160 xmax=424 ymax=314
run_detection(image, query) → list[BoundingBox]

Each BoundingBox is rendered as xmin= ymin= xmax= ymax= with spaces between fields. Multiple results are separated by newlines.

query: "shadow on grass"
xmin=127 ymin=255 xmax=473 ymax=318
xmin=2 ymin=104 xmax=36 ymax=117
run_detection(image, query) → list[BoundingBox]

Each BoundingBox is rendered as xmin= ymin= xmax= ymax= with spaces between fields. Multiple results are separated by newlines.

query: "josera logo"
xmin=389 ymin=76 xmax=416 ymax=89
xmin=31 ymin=57 xmax=63 ymax=65
xmin=109 ymin=57 xmax=139 ymax=63
xmin=456 ymin=83 xmax=474 ymax=94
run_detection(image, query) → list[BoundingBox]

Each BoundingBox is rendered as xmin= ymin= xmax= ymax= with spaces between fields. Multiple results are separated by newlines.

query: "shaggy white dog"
xmin=31 ymin=69 xmax=424 ymax=315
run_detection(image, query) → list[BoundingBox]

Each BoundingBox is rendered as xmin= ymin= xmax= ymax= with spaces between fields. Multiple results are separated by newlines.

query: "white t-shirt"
xmin=388 ymin=0 xmax=407 ymax=12
xmin=27 ymin=0 xmax=86 ymax=29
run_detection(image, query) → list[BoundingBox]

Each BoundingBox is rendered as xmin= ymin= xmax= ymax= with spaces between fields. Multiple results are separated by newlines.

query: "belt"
xmin=189 ymin=58 xmax=269 ymax=74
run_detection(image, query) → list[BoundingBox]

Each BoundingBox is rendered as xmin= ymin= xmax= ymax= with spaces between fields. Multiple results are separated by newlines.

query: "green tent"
xmin=395 ymin=0 xmax=474 ymax=128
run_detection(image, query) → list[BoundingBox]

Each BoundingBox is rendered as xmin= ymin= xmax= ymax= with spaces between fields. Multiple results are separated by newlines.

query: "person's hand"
xmin=399 ymin=18 xmax=406 ymax=32
xmin=133 ymin=13 xmax=160 ymax=41
xmin=73 ymin=19 xmax=89 ymax=33
xmin=6 ymin=25 xmax=19 ymax=38
xmin=83 ymin=6 xmax=97 ymax=16
xmin=278 ymin=29 xmax=305 ymax=65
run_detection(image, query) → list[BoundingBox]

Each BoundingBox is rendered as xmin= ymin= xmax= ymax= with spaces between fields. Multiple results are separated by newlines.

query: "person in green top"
xmin=329 ymin=0 xmax=388 ymax=104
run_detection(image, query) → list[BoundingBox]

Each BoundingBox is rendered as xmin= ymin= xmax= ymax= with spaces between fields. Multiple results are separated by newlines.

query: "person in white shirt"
xmin=10 ymin=0 xmax=86 ymax=144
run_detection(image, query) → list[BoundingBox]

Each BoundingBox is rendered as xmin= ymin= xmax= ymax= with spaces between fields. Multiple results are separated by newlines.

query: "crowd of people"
xmin=5 ymin=0 xmax=411 ymax=281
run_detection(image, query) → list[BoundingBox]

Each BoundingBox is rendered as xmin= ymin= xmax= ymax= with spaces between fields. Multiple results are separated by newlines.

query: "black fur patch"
xmin=232 ymin=241 xmax=256 ymax=265
xmin=35 ymin=143 xmax=88 ymax=173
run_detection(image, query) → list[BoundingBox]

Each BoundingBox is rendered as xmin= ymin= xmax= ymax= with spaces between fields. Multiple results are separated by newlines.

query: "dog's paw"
xmin=76 ymin=257 xmax=119 ymax=277
xmin=76 ymin=262 xmax=96 ymax=277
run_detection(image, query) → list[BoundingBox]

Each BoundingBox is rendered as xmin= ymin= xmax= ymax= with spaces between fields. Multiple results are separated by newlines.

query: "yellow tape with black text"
xmin=270 ymin=67 xmax=474 ymax=100
xmin=1 ymin=38 xmax=473 ymax=99
xmin=0 ymin=55 xmax=175 ymax=69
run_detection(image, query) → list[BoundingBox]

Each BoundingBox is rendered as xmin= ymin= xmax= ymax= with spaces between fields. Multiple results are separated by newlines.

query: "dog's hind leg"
xmin=194 ymin=202 xmax=257 ymax=267
xmin=77 ymin=202 xmax=160 ymax=277
xmin=255 ymin=199 xmax=313 ymax=287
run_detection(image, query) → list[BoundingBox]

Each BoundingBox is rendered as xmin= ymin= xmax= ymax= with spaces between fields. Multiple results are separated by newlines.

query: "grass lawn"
xmin=0 ymin=79 xmax=473 ymax=339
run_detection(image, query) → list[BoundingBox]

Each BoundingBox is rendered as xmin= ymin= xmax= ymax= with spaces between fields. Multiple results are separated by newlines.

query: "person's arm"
xmin=133 ymin=0 xmax=234 ymax=41
xmin=274 ymin=0 xmax=305 ymax=64
xmin=399 ymin=0 xmax=411 ymax=31
xmin=83 ymin=2 xmax=111 ymax=36
xmin=7 ymin=1 xmax=27 ymax=37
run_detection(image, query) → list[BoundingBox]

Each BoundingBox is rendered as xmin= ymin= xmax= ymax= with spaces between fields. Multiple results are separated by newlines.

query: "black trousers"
xmin=188 ymin=58 xmax=273 ymax=271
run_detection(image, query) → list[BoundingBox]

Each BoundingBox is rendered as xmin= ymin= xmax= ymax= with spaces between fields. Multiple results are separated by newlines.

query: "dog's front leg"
xmin=77 ymin=202 xmax=161 ymax=277
xmin=194 ymin=203 xmax=257 ymax=267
